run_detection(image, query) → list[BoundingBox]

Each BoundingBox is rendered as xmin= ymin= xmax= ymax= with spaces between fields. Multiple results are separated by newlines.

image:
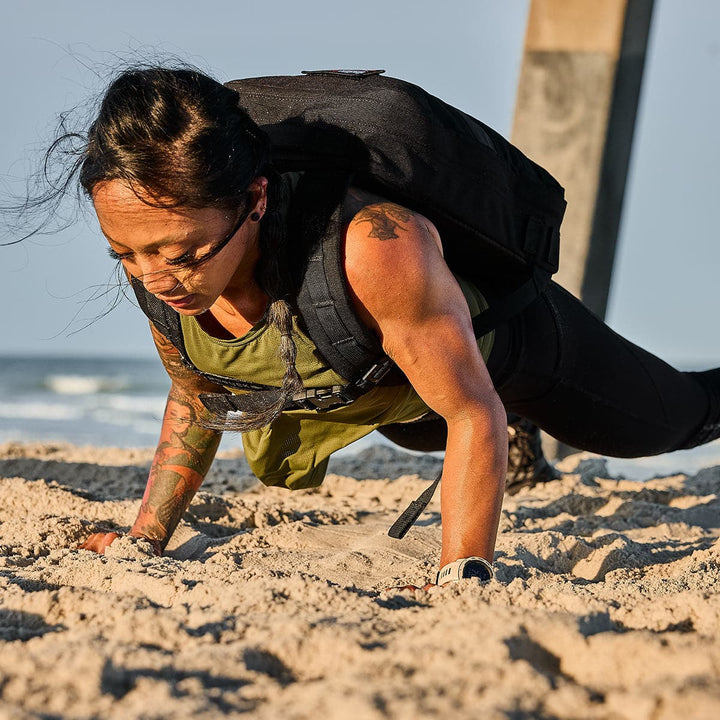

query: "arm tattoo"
xmin=150 ymin=323 xmax=202 ymax=384
xmin=131 ymin=323 xmax=224 ymax=549
xmin=353 ymin=203 xmax=414 ymax=241
xmin=132 ymin=383 xmax=222 ymax=549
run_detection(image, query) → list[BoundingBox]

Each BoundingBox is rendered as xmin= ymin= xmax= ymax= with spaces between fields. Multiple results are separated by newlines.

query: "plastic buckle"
xmin=356 ymin=358 xmax=394 ymax=391
xmin=293 ymin=386 xmax=355 ymax=411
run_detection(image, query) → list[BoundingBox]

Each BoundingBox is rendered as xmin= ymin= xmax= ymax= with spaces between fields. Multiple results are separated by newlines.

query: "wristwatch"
xmin=436 ymin=557 xmax=494 ymax=585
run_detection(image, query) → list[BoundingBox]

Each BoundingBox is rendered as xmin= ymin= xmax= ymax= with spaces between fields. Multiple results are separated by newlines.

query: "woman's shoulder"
xmin=342 ymin=186 xmax=437 ymax=241
xmin=341 ymin=187 xmax=449 ymax=337
xmin=342 ymin=186 xmax=443 ymax=276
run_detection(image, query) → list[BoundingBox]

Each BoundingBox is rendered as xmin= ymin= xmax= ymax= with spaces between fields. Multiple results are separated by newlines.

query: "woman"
xmin=76 ymin=67 xmax=720 ymax=585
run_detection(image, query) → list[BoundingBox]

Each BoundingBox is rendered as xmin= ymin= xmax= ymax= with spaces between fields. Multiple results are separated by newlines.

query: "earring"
xmin=251 ymin=205 xmax=266 ymax=222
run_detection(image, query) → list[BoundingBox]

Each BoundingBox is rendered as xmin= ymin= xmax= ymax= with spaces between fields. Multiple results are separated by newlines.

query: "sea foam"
xmin=45 ymin=374 xmax=130 ymax=395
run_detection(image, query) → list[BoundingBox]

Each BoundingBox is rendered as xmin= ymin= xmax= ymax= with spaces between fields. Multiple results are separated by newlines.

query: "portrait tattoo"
xmin=137 ymin=322 xmax=223 ymax=548
xmin=354 ymin=203 xmax=414 ymax=241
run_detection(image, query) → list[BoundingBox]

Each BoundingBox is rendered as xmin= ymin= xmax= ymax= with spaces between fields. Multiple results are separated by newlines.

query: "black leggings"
xmin=380 ymin=282 xmax=718 ymax=457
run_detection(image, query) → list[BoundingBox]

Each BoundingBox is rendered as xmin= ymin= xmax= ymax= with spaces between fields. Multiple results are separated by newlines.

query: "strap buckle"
xmin=290 ymin=357 xmax=394 ymax=412
xmin=355 ymin=357 xmax=394 ymax=392
xmin=291 ymin=385 xmax=361 ymax=411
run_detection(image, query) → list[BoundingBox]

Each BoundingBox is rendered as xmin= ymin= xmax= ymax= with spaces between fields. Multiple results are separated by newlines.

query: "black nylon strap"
xmin=129 ymin=276 xmax=275 ymax=393
xmin=199 ymin=386 xmax=356 ymax=415
xmin=198 ymin=357 xmax=395 ymax=416
xmin=387 ymin=468 xmax=442 ymax=539
xmin=200 ymin=390 xmax=283 ymax=415
xmin=471 ymin=268 xmax=547 ymax=338
xmin=294 ymin=172 xmax=385 ymax=383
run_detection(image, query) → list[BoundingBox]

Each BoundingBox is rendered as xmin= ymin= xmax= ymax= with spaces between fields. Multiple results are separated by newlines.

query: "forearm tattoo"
xmin=132 ymin=325 xmax=223 ymax=548
xmin=353 ymin=203 xmax=413 ymax=240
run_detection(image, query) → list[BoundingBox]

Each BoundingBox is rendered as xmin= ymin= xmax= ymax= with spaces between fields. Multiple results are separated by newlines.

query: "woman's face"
xmin=92 ymin=178 xmax=266 ymax=315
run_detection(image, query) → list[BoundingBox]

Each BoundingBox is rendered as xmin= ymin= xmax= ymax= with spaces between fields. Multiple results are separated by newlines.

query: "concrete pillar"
xmin=511 ymin=0 xmax=654 ymax=457
xmin=512 ymin=0 xmax=654 ymax=315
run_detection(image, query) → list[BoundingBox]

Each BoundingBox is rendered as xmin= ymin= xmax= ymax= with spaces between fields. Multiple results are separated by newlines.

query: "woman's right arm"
xmin=80 ymin=322 xmax=227 ymax=554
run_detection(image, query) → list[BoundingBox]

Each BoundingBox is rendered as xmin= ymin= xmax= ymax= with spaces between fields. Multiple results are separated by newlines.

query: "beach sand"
xmin=1 ymin=441 xmax=719 ymax=719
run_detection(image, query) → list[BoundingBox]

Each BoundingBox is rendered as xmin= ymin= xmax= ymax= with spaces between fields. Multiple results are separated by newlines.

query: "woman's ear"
xmin=248 ymin=176 xmax=269 ymax=213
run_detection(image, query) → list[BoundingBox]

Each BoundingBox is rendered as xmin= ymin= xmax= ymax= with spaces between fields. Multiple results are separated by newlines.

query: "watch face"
xmin=462 ymin=560 xmax=493 ymax=582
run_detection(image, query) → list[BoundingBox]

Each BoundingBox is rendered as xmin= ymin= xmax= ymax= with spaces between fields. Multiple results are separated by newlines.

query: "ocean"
xmin=1 ymin=353 xmax=719 ymax=481
xmin=0 ymin=354 xmax=241 ymax=452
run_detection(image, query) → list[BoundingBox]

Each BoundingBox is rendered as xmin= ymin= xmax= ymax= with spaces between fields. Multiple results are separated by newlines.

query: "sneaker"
xmin=505 ymin=417 xmax=560 ymax=495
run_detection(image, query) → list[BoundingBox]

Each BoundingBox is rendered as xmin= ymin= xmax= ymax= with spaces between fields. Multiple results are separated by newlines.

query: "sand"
xmin=1 ymin=441 xmax=719 ymax=720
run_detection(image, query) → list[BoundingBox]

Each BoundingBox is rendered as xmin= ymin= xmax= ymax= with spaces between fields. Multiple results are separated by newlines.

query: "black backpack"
xmin=133 ymin=70 xmax=566 ymax=415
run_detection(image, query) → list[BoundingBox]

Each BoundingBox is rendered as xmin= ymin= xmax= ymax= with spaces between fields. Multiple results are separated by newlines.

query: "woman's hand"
xmin=78 ymin=532 xmax=163 ymax=556
xmin=79 ymin=325 xmax=222 ymax=559
xmin=78 ymin=531 xmax=122 ymax=554
xmin=386 ymin=582 xmax=437 ymax=592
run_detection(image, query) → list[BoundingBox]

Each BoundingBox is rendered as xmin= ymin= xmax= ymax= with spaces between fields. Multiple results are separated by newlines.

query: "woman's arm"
xmin=80 ymin=322 xmax=225 ymax=554
xmin=344 ymin=201 xmax=508 ymax=568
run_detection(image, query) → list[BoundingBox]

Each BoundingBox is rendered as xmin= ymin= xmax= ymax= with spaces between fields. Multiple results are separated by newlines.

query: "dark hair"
xmin=79 ymin=68 xmax=267 ymax=209
xmin=14 ymin=65 xmax=302 ymax=431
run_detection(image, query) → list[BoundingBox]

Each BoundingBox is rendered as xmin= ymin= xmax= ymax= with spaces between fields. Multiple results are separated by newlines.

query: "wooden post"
xmin=512 ymin=0 xmax=654 ymax=313
xmin=511 ymin=0 xmax=654 ymax=456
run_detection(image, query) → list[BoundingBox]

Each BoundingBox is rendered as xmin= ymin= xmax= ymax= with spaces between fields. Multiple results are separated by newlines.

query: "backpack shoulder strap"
xmin=130 ymin=275 xmax=184 ymax=352
xmin=292 ymin=174 xmax=549 ymax=382
xmin=293 ymin=171 xmax=387 ymax=384
xmin=129 ymin=276 xmax=277 ymax=393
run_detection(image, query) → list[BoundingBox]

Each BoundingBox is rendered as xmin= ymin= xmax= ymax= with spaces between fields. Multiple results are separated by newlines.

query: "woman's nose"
xmin=138 ymin=261 xmax=180 ymax=295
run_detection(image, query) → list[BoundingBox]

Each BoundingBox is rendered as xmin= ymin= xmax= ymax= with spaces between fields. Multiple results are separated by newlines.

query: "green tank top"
xmin=180 ymin=275 xmax=493 ymax=490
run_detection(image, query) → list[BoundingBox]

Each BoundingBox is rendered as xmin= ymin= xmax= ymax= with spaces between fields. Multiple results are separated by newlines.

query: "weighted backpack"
xmin=133 ymin=70 xmax=566 ymax=413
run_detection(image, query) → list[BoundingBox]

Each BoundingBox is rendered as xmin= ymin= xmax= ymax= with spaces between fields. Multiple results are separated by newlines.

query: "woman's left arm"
xmin=344 ymin=202 xmax=508 ymax=570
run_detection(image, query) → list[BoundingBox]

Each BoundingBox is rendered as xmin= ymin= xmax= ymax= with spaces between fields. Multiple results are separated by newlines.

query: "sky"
xmin=1 ymin=0 xmax=719 ymax=369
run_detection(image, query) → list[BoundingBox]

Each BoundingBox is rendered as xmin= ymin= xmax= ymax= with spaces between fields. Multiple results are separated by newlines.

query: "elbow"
xmin=471 ymin=394 xmax=508 ymax=452
xmin=447 ymin=388 xmax=506 ymax=434
xmin=445 ymin=391 xmax=508 ymax=461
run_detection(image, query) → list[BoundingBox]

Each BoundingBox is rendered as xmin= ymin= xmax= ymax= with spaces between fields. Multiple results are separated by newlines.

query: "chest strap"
xmin=131 ymin=275 xmax=394 ymax=413
xmin=198 ymin=356 xmax=394 ymax=415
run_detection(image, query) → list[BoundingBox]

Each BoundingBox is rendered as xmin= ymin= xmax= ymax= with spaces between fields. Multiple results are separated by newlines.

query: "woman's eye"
xmin=107 ymin=247 xmax=133 ymax=261
xmin=165 ymin=250 xmax=196 ymax=267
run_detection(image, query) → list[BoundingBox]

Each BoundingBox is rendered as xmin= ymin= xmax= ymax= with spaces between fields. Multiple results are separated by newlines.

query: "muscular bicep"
xmin=344 ymin=203 xmax=498 ymax=421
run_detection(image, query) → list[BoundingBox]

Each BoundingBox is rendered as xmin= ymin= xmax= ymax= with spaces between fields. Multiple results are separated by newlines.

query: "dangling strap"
xmin=387 ymin=468 xmax=442 ymax=539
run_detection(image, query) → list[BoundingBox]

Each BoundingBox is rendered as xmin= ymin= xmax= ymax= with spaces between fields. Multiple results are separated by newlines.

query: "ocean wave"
xmin=45 ymin=374 xmax=131 ymax=395
xmin=99 ymin=394 xmax=167 ymax=414
xmin=43 ymin=375 xmax=130 ymax=395
xmin=0 ymin=402 xmax=83 ymax=421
